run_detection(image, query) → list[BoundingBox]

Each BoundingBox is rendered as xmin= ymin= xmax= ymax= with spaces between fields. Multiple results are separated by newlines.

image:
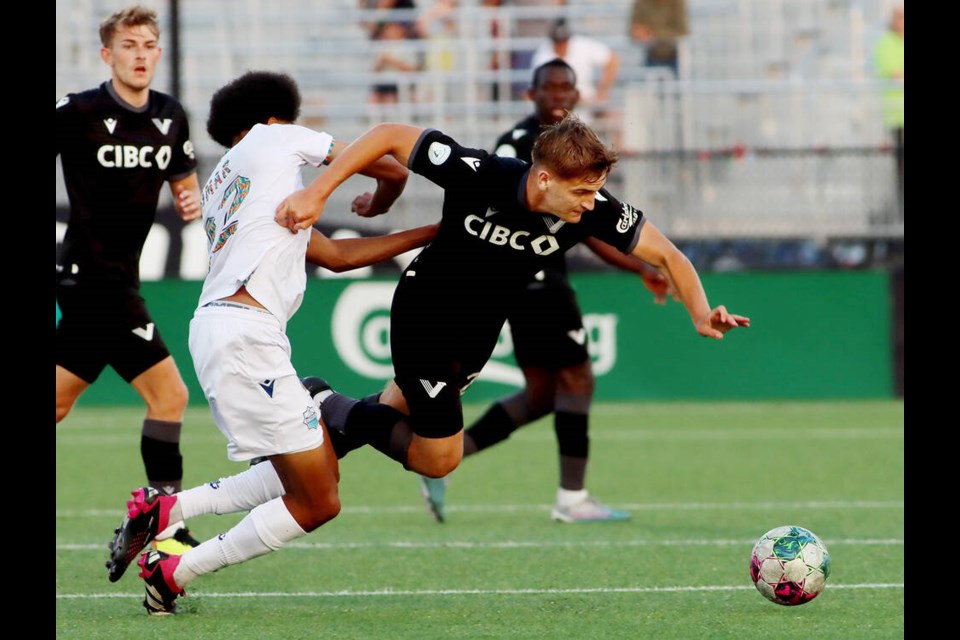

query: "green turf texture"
xmin=57 ymin=401 xmax=903 ymax=639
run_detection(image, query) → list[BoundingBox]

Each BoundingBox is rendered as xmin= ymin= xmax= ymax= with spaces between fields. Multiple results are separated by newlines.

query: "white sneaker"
xmin=551 ymin=496 xmax=630 ymax=523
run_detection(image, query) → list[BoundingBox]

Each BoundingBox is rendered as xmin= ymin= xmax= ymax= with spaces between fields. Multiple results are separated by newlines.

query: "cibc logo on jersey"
xmin=464 ymin=214 xmax=561 ymax=255
xmin=97 ymin=144 xmax=172 ymax=170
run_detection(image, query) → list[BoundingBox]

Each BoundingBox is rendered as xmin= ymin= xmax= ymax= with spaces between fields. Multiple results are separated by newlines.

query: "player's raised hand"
xmin=696 ymin=305 xmax=750 ymax=339
xmin=276 ymin=189 xmax=325 ymax=232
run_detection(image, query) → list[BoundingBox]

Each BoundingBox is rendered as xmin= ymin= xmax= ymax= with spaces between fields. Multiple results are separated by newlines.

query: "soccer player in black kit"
xmin=280 ymin=114 xmax=749 ymax=498
xmin=56 ymin=6 xmax=202 ymax=554
xmin=417 ymin=58 xmax=676 ymax=523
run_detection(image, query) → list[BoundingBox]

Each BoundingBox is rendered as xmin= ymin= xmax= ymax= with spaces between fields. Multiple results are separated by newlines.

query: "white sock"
xmin=176 ymin=460 xmax=285 ymax=521
xmin=175 ymin=497 xmax=305 ymax=587
xmin=556 ymin=488 xmax=589 ymax=507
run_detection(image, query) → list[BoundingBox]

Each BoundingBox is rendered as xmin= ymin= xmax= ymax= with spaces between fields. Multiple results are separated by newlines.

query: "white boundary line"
xmin=57 ymin=583 xmax=904 ymax=600
xmin=55 ymin=499 xmax=904 ymax=519
xmin=57 ymin=537 xmax=904 ymax=552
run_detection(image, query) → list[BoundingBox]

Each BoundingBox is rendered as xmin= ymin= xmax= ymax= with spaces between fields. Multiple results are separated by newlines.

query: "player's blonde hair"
xmin=99 ymin=5 xmax=160 ymax=47
xmin=532 ymin=114 xmax=618 ymax=182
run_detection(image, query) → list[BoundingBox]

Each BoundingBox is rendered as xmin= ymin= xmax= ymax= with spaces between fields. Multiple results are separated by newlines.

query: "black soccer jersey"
xmin=407 ymin=128 xmax=645 ymax=296
xmin=492 ymin=114 xmax=569 ymax=275
xmin=56 ymin=81 xmax=197 ymax=289
xmin=492 ymin=114 xmax=541 ymax=164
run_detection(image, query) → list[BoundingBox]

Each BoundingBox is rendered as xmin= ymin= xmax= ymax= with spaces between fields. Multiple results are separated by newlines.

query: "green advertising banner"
xmin=58 ymin=270 xmax=894 ymax=407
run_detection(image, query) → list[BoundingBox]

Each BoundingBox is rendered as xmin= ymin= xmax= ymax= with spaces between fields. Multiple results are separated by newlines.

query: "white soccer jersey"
xmin=196 ymin=123 xmax=333 ymax=328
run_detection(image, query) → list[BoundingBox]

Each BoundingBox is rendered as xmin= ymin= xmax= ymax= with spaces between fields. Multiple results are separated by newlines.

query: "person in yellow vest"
xmin=874 ymin=1 xmax=904 ymax=217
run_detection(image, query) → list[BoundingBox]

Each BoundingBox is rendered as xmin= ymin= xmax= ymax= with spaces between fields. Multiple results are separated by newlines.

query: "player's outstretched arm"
xmin=305 ymin=223 xmax=439 ymax=272
xmin=325 ymin=140 xmax=410 ymax=218
xmin=276 ymin=123 xmax=425 ymax=232
xmin=170 ymin=173 xmax=202 ymax=222
xmin=631 ymin=222 xmax=750 ymax=339
xmin=583 ymin=236 xmax=676 ymax=305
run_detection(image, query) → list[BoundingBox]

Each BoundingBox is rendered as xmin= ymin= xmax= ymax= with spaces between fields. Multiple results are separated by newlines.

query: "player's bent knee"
xmin=299 ymin=490 xmax=341 ymax=532
xmin=409 ymin=437 xmax=462 ymax=478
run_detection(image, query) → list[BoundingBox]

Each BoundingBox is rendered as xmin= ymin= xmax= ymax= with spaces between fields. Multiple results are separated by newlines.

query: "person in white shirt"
xmin=530 ymin=18 xmax=620 ymax=110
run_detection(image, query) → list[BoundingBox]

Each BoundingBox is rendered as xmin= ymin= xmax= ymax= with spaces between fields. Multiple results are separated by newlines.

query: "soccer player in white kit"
xmin=106 ymin=71 xmax=435 ymax=615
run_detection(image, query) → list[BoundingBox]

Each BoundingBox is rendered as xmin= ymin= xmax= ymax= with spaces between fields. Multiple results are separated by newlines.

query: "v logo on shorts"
xmin=131 ymin=323 xmax=155 ymax=341
xmin=420 ymin=379 xmax=447 ymax=399
xmin=259 ymin=379 xmax=276 ymax=397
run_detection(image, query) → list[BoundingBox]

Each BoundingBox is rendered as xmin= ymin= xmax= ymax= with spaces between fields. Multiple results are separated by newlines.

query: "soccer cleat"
xmin=300 ymin=376 xmax=333 ymax=406
xmin=106 ymin=487 xmax=175 ymax=582
xmin=153 ymin=527 xmax=201 ymax=555
xmin=418 ymin=475 xmax=447 ymax=523
xmin=139 ymin=550 xmax=186 ymax=616
xmin=550 ymin=496 xmax=631 ymax=523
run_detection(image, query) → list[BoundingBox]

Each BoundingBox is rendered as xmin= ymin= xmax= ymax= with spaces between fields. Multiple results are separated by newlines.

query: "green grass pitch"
xmin=56 ymin=400 xmax=903 ymax=639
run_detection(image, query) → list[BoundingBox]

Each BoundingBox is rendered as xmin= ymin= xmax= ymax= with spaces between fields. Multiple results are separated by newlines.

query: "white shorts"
xmin=189 ymin=302 xmax=324 ymax=461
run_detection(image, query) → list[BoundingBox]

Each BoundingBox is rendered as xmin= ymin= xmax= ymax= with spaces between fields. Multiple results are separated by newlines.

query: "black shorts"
xmin=508 ymin=269 xmax=590 ymax=371
xmin=389 ymin=271 xmax=508 ymax=439
xmin=56 ymin=280 xmax=171 ymax=384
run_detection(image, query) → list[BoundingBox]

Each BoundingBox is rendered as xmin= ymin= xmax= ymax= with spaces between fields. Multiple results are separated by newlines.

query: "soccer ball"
xmin=749 ymin=525 xmax=830 ymax=606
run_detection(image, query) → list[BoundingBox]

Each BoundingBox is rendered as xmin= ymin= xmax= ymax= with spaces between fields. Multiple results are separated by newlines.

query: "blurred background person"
xmin=629 ymin=0 xmax=689 ymax=79
xmin=416 ymin=0 xmax=457 ymax=74
xmin=530 ymin=17 xmax=620 ymax=119
xmin=873 ymin=0 xmax=904 ymax=219
xmin=359 ymin=0 xmax=419 ymax=38
xmin=505 ymin=0 xmax=567 ymax=100
xmin=369 ymin=20 xmax=423 ymax=105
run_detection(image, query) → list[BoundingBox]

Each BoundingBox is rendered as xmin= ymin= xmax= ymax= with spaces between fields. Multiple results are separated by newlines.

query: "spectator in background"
xmin=416 ymin=0 xmax=457 ymax=74
xmin=530 ymin=18 xmax=620 ymax=117
xmin=629 ymin=0 xmax=689 ymax=79
xmin=370 ymin=20 xmax=423 ymax=105
xmin=873 ymin=1 xmax=904 ymax=218
xmin=359 ymin=0 xmax=418 ymax=38
xmin=506 ymin=0 xmax=567 ymax=99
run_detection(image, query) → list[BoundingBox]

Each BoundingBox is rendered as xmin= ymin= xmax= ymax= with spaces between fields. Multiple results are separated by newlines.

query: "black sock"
xmin=554 ymin=411 xmax=589 ymax=458
xmin=325 ymin=393 xmax=412 ymax=466
xmin=555 ymin=411 xmax=589 ymax=490
xmin=464 ymin=403 xmax=518 ymax=454
xmin=141 ymin=419 xmax=183 ymax=494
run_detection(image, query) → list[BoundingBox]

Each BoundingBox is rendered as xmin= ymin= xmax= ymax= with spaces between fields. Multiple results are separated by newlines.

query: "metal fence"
xmin=56 ymin=0 xmax=903 ymax=244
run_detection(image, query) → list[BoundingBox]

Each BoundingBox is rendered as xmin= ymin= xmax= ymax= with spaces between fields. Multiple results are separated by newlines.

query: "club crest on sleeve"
xmin=428 ymin=141 xmax=451 ymax=165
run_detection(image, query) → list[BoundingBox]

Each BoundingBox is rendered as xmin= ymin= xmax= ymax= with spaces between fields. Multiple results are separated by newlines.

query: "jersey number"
xmin=204 ymin=175 xmax=251 ymax=254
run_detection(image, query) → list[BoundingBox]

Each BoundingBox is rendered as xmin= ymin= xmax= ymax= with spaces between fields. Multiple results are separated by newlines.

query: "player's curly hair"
xmin=532 ymin=114 xmax=618 ymax=182
xmin=206 ymin=71 xmax=302 ymax=148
